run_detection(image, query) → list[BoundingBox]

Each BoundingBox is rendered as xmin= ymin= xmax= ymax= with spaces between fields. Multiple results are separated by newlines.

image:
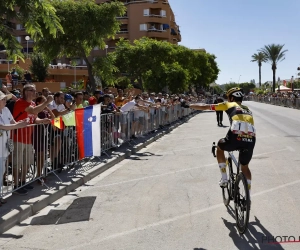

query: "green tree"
xmin=114 ymin=38 xmax=176 ymax=90
xmin=251 ymin=52 xmax=267 ymax=87
xmin=259 ymin=44 xmax=288 ymax=92
xmin=29 ymin=52 xmax=49 ymax=82
xmin=187 ymin=51 xmax=219 ymax=90
xmin=224 ymin=82 xmax=255 ymax=94
xmin=0 ymin=0 xmax=63 ymax=60
xmin=93 ymin=53 xmax=119 ymax=87
xmin=114 ymin=38 xmax=220 ymax=92
xmin=34 ymin=0 xmax=126 ymax=91
xmin=239 ymin=82 xmax=256 ymax=94
xmin=143 ymin=62 xmax=189 ymax=93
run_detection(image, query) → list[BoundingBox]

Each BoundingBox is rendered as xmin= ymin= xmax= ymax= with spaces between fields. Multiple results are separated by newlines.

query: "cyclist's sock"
xmin=218 ymin=163 xmax=227 ymax=181
xmin=247 ymin=179 xmax=251 ymax=199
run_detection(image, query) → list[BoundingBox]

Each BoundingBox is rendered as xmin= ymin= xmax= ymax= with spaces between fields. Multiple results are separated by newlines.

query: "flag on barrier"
xmin=75 ymin=104 xmax=101 ymax=159
xmin=51 ymin=117 xmax=64 ymax=129
xmin=62 ymin=111 xmax=76 ymax=126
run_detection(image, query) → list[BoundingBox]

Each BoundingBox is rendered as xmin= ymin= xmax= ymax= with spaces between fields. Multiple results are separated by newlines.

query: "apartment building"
xmin=1 ymin=0 xmax=181 ymax=67
xmin=94 ymin=0 xmax=181 ymax=57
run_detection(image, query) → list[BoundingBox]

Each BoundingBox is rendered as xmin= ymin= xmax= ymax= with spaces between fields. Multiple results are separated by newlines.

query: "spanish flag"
xmin=51 ymin=117 xmax=64 ymax=129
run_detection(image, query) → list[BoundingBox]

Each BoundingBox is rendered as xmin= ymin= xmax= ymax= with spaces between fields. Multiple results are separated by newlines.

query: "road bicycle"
xmin=211 ymin=142 xmax=250 ymax=234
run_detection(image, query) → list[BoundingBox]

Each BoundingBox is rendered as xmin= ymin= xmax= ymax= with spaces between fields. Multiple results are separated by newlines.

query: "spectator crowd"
xmin=0 ymin=83 xmax=204 ymax=203
xmin=246 ymin=91 xmax=300 ymax=109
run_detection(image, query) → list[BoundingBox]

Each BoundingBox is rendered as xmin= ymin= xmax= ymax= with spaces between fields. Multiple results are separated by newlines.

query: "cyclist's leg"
xmin=216 ymin=146 xmax=226 ymax=163
xmin=241 ymin=165 xmax=251 ymax=180
xmin=217 ymin=131 xmax=236 ymax=186
xmin=239 ymin=139 xmax=255 ymax=198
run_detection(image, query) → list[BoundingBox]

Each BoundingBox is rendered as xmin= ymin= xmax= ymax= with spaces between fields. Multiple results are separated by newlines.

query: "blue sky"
xmin=171 ymin=0 xmax=299 ymax=85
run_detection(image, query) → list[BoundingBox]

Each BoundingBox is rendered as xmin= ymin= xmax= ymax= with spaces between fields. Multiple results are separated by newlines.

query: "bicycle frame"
xmin=228 ymin=152 xmax=240 ymax=173
xmin=211 ymin=142 xmax=240 ymax=174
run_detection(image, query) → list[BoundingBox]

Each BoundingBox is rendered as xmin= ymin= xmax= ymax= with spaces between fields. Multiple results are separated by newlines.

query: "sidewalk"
xmin=0 ymin=112 xmax=200 ymax=234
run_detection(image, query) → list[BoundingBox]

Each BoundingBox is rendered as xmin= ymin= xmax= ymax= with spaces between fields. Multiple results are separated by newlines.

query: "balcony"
xmin=49 ymin=64 xmax=88 ymax=76
xmin=122 ymin=0 xmax=169 ymax=5
xmin=145 ymin=15 xmax=166 ymax=23
xmin=116 ymin=11 xmax=128 ymax=20
xmin=122 ymin=0 xmax=159 ymax=5
xmin=0 ymin=60 xmax=16 ymax=73
xmin=147 ymin=29 xmax=169 ymax=39
xmin=116 ymin=30 xmax=129 ymax=39
xmin=125 ymin=0 xmax=169 ymax=9
xmin=0 ymin=60 xmax=88 ymax=76
xmin=118 ymin=18 xmax=128 ymax=24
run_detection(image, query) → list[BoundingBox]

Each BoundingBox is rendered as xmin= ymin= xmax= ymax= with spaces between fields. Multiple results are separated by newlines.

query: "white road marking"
xmin=155 ymin=144 xmax=212 ymax=155
xmin=286 ymin=146 xmax=295 ymax=152
xmin=66 ymin=178 xmax=300 ymax=249
xmin=90 ymin=163 xmax=217 ymax=189
xmin=89 ymin=148 xmax=289 ymax=189
xmin=257 ymin=134 xmax=278 ymax=139
xmin=252 ymin=179 xmax=300 ymax=197
xmin=252 ymin=148 xmax=288 ymax=158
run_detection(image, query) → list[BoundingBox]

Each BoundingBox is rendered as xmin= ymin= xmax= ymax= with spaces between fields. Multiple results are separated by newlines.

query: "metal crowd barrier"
xmin=247 ymin=96 xmax=300 ymax=109
xmin=1 ymin=123 xmax=79 ymax=197
xmin=0 ymin=104 xmax=194 ymax=198
xmin=101 ymin=104 xmax=193 ymax=153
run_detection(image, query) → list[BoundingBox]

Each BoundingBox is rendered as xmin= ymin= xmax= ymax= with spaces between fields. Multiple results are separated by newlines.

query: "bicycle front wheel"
xmin=234 ymin=172 xmax=250 ymax=234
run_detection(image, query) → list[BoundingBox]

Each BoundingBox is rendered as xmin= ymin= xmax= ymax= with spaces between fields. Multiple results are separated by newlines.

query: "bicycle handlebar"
xmin=212 ymin=142 xmax=217 ymax=158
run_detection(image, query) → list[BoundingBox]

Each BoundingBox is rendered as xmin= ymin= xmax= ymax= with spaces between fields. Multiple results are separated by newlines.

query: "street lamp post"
xmin=74 ymin=62 xmax=77 ymax=84
xmin=70 ymin=60 xmax=77 ymax=86
xmin=238 ymin=75 xmax=241 ymax=84
xmin=105 ymin=45 xmax=108 ymax=56
xmin=25 ymin=36 xmax=30 ymax=58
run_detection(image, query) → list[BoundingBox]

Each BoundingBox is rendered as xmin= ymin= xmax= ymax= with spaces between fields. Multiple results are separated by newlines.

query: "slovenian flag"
xmin=75 ymin=104 xmax=101 ymax=159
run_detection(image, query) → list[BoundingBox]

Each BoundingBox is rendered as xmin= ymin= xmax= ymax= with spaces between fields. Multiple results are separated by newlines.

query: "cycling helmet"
xmin=226 ymin=87 xmax=245 ymax=98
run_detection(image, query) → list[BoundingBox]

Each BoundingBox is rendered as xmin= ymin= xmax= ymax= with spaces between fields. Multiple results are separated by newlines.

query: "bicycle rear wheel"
xmin=222 ymin=157 xmax=234 ymax=206
xmin=234 ymin=172 xmax=250 ymax=234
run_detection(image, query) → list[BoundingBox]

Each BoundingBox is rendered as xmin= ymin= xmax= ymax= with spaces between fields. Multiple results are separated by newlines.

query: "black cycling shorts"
xmin=218 ymin=130 xmax=256 ymax=165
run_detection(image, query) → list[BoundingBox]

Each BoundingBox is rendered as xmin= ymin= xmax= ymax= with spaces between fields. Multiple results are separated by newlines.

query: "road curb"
xmin=0 ymin=112 xmax=197 ymax=234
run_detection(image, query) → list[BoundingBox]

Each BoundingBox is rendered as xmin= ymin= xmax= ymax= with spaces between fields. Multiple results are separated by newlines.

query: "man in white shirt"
xmin=120 ymin=95 xmax=148 ymax=139
xmin=48 ymin=92 xmax=74 ymax=172
xmin=120 ymin=99 xmax=136 ymax=112
xmin=48 ymin=92 xmax=75 ymax=117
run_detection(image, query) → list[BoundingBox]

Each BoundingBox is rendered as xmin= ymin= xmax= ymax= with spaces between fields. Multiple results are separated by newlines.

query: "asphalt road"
xmin=1 ymin=101 xmax=300 ymax=250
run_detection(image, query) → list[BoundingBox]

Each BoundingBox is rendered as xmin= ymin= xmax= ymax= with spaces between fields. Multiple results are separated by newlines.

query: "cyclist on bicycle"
xmin=189 ymin=88 xmax=255 ymax=198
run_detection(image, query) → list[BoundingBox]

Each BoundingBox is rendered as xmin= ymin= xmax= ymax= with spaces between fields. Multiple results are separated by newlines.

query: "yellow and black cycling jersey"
xmin=211 ymin=102 xmax=256 ymax=136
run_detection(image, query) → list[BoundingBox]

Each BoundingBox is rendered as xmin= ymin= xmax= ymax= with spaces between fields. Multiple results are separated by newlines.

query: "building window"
xmin=143 ymin=9 xmax=149 ymax=16
xmin=140 ymin=24 xmax=148 ymax=31
xmin=160 ymin=10 xmax=166 ymax=17
xmin=16 ymin=37 xmax=21 ymax=43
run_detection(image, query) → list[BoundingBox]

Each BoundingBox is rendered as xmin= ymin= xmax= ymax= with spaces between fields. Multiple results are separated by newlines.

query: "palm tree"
xmin=259 ymin=44 xmax=288 ymax=92
xmin=251 ymin=52 xmax=267 ymax=88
